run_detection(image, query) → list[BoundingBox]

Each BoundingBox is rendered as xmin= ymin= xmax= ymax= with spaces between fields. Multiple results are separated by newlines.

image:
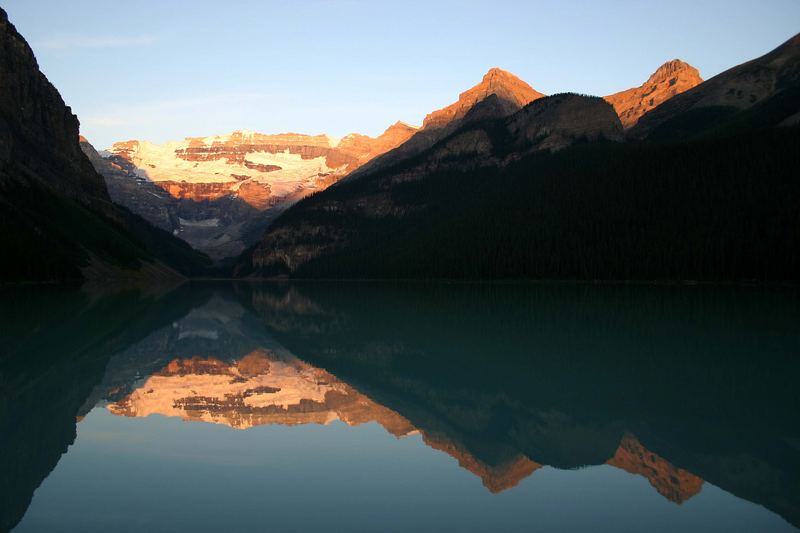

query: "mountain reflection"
xmin=239 ymin=282 xmax=800 ymax=525
xmin=105 ymin=349 xmax=706 ymax=501
xmin=2 ymin=282 xmax=799 ymax=531
xmin=108 ymin=351 xmax=417 ymax=435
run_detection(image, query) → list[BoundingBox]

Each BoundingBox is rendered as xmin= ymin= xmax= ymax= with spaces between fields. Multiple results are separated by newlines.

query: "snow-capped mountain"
xmin=82 ymin=123 xmax=416 ymax=260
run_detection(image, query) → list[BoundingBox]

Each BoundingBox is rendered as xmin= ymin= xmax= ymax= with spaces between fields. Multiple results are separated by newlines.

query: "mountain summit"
xmin=604 ymin=59 xmax=703 ymax=128
xmin=422 ymin=67 xmax=545 ymax=130
xmin=345 ymin=68 xmax=544 ymax=181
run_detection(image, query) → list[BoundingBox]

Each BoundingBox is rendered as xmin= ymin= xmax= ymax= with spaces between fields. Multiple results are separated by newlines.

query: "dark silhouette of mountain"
xmin=0 ymin=8 xmax=212 ymax=282
xmin=235 ymin=34 xmax=800 ymax=281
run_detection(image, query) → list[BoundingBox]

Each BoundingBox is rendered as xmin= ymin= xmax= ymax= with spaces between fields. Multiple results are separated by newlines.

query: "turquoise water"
xmin=2 ymin=283 xmax=799 ymax=532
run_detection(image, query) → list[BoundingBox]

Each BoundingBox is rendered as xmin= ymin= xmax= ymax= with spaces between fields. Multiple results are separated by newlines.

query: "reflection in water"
xmin=108 ymin=351 xmax=417 ymax=435
xmin=2 ymin=282 xmax=799 ymax=532
xmin=608 ymin=434 xmax=704 ymax=504
xmin=105 ymin=351 xmax=704 ymax=500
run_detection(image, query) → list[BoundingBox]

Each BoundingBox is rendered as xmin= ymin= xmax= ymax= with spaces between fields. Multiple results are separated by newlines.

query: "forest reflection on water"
xmin=2 ymin=282 xmax=799 ymax=532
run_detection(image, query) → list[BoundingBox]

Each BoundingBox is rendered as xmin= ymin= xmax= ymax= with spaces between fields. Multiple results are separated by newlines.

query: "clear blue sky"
xmin=3 ymin=0 xmax=799 ymax=148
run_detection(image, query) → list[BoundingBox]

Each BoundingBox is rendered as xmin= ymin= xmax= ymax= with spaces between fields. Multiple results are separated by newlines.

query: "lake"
xmin=2 ymin=282 xmax=799 ymax=532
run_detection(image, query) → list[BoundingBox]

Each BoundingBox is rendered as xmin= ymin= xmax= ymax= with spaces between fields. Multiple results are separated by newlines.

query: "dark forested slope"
xmin=237 ymin=34 xmax=800 ymax=282
xmin=0 ymin=8 xmax=211 ymax=282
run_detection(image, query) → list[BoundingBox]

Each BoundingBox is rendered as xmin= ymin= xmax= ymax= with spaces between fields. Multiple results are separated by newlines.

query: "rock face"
xmin=335 ymin=121 xmax=418 ymax=169
xmin=604 ymin=60 xmax=703 ymax=128
xmin=631 ymin=33 xmax=800 ymax=138
xmin=0 ymin=8 xmax=210 ymax=281
xmin=88 ymin=124 xmax=416 ymax=260
xmin=109 ymin=132 xmax=342 ymax=202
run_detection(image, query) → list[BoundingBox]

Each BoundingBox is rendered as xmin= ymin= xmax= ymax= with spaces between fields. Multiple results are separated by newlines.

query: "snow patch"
xmin=179 ymin=217 xmax=220 ymax=227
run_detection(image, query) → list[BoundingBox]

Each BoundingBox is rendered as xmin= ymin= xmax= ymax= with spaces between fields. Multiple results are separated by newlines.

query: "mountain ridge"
xmin=236 ymin=32 xmax=800 ymax=281
xmin=631 ymin=32 xmax=800 ymax=138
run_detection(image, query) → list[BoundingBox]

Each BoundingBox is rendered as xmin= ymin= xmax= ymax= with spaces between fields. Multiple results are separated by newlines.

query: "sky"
xmin=3 ymin=0 xmax=799 ymax=148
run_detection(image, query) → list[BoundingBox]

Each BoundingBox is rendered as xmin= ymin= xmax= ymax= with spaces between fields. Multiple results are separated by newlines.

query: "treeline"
xmin=284 ymin=126 xmax=800 ymax=281
xmin=0 ymin=178 xmax=213 ymax=282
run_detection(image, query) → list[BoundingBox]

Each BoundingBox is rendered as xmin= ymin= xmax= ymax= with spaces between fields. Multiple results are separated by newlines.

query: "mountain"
xmin=237 ymin=87 xmax=625 ymax=277
xmin=424 ymin=67 xmax=545 ymax=129
xmin=237 ymin=37 xmax=800 ymax=281
xmin=0 ymin=8 xmax=212 ymax=281
xmin=86 ymin=124 xmax=416 ymax=260
xmin=604 ymin=59 xmax=703 ymax=128
xmin=344 ymin=67 xmax=544 ymax=181
xmin=631 ymin=33 xmax=800 ymax=139
xmin=87 ymin=69 xmax=539 ymax=262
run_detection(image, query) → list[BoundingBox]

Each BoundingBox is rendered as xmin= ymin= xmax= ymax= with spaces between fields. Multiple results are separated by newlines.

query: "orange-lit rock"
xmin=87 ymin=123 xmax=418 ymax=259
xmin=155 ymin=181 xmax=238 ymax=202
xmin=423 ymin=67 xmax=544 ymax=130
xmin=334 ymin=121 xmax=417 ymax=170
xmin=607 ymin=434 xmax=704 ymax=504
xmin=107 ymin=351 xmax=419 ymax=431
xmin=423 ymin=433 xmax=542 ymax=493
xmin=106 ymin=351 xmax=539 ymax=492
xmin=604 ymin=60 xmax=703 ymax=128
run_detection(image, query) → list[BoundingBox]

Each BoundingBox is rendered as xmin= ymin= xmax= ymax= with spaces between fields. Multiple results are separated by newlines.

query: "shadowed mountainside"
xmin=0 ymin=8 xmax=212 ymax=281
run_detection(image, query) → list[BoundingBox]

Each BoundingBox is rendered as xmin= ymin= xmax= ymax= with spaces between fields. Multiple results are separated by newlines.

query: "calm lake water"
xmin=2 ymin=282 xmax=799 ymax=532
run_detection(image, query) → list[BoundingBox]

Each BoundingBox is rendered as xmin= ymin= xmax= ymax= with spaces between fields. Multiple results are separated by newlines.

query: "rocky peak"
xmin=604 ymin=59 xmax=703 ymax=129
xmin=382 ymin=120 xmax=417 ymax=137
xmin=422 ymin=67 xmax=545 ymax=130
xmin=374 ymin=120 xmax=418 ymax=146
xmin=649 ymin=59 xmax=701 ymax=83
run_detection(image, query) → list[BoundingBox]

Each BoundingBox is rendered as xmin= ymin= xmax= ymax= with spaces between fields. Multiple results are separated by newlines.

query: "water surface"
xmin=2 ymin=282 xmax=799 ymax=532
